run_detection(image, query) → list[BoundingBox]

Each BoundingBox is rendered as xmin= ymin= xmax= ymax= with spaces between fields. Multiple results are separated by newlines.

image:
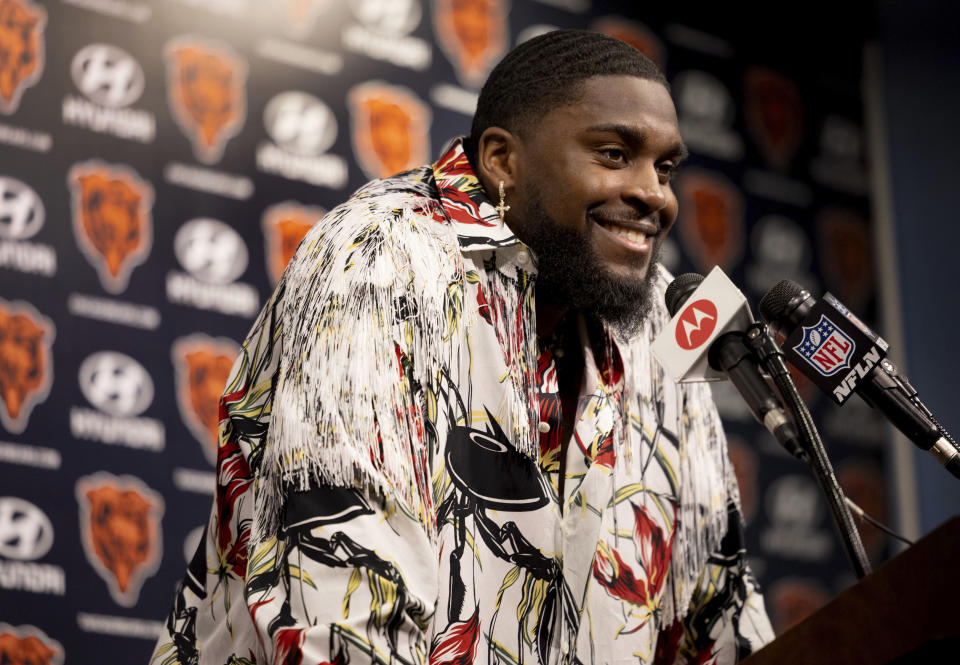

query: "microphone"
xmin=653 ymin=267 xmax=802 ymax=459
xmin=759 ymin=279 xmax=960 ymax=479
xmin=652 ymin=266 xmax=754 ymax=382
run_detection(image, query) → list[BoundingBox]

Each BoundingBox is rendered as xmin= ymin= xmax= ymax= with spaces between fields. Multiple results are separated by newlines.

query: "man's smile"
xmin=589 ymin=211 xmax=659 ymax=254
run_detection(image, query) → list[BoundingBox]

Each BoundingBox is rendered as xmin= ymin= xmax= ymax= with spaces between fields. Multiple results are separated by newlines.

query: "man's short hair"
xmin=466 ymin=29 xmax=669 ymax=164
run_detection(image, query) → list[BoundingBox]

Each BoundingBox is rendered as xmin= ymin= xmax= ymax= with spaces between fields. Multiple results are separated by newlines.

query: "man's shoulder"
xmin=286 ymin=167 xmax=461 ymax=293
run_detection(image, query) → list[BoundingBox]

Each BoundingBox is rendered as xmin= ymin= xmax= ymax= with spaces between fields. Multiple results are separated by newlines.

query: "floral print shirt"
xmin=150 ymin=139 xmax=773 ymax=665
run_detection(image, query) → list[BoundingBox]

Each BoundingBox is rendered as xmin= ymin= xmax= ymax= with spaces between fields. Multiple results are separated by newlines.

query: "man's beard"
xmin=520 ymin=191 xmax=662 ymax=338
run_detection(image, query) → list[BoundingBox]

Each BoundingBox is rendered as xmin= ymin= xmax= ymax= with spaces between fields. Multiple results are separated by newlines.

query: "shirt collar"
xmin=432 ymin=137 xmax=521 ymax=251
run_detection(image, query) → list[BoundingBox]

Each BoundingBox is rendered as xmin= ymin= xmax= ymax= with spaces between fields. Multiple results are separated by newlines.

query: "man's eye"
xmin=599 ymin=148 xmax=627 ymax=163
xmin=657 ymin=162 xmax=679 ymax=181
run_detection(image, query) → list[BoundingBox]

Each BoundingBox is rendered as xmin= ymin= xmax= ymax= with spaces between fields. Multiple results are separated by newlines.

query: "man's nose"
xmin=624 ymin=162 xmax=667 ymax=212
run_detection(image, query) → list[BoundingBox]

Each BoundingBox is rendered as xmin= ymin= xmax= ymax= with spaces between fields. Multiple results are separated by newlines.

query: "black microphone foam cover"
xmin=664 ymin=272 xmax=705 ymax=316
xmin=758 ymin=279 xmax=806 ymax=324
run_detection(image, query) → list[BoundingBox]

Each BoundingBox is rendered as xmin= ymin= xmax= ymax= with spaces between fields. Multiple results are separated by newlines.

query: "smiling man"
xmin=150 ymin=30 xmax=773 ymax=665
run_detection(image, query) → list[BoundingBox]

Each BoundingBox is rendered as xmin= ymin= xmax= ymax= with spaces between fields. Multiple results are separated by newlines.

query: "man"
xmin=150 ymin=30 xmax=773 ymax=665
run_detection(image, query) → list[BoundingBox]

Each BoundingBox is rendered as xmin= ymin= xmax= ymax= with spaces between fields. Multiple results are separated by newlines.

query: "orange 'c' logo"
xmin=348 ymin=81 xmax=430 ymax=179
xmin=68 ymin=161 xmax=154 ymax=294
xmin=165 ymin=37 xmax=247 ymax=164
xmin=433 ymin=0 xmax=508 ymax=88
xmin=261 ymin=202 xmax=325 ymax=284
xmin=76 ymin=472 xmax=164 ymax=607
xmin=0 ymin=298 xmax=54 ymax=435
xmin=591 ymin=16 xmax=666 ymax=71
xmin=172 ymin=334 xmax=239 ymax=466
xmin=0 ymin=0 xmax=46 ymax=115
xmin=0 ymin=624 xmax=64 ymax=665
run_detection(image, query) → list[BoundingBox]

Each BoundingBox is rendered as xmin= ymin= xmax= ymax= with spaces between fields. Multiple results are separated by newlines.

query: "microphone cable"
xmin=844 ymin=497 xmax=915 ymax=547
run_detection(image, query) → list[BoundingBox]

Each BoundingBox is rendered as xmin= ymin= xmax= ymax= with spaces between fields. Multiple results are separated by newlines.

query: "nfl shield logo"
xmin=794 ymin=315 xmax=856 ymax=376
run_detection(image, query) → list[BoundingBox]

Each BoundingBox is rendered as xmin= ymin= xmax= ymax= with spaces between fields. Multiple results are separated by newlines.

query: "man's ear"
xmin=476 ymin=126 xmax=520 ymax=191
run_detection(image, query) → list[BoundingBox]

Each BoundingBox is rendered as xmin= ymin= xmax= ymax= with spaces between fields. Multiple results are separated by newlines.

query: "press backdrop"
xmin=0 ymin=0 xmax=885 ymax=661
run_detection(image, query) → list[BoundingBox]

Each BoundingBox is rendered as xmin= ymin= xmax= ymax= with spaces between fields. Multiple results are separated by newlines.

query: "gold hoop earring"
xmin=495 ymin=180 xmax=510 ymax=226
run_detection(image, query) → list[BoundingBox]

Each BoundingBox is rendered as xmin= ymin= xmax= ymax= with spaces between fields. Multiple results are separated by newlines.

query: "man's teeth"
xmin=605 ymin=222 xmax=647 ymax=243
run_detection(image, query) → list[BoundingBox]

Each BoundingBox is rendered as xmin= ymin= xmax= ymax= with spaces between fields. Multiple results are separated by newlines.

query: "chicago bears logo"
xmin=348 ymin=81 xmax=430 ymax=179
xmin=261 ymin=201 xmax=324 ymax=284
xmin=0 ymin=624 xmax=63 ymax=665
xmin=76 ymin=472 xmax=163 ymax=607
xmin=591 ymin=16 xmax=666 ymax=70
xmin=68 ymin=161 xmax=153 ymax=294
xmin=0 ymin=298 xmax=53 ymax=434
xmin=165 ymin=37 xmax=247 ymax=164
xmin=817 ymin=208 xmax=873 ymax=311
xmin=432 ymin=0 xmax=508 ymax=88
xmin=676 ymin=169 xmax=744 ymax=272
xmin=172 ymin=334 xmax=239 ymax=466
xmin=744 ymin=67 xmax=803 ymax=170
xmin=0 ymin=0 xmax=46 ymax=115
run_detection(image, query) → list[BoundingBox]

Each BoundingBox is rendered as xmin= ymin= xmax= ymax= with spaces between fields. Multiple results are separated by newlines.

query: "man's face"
xmin=509 ymin=75 xmax=685 ymax=333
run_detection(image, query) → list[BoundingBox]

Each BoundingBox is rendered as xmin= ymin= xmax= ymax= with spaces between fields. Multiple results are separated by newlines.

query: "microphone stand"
xmin=743 ymin=321 xmax=873 ymax=579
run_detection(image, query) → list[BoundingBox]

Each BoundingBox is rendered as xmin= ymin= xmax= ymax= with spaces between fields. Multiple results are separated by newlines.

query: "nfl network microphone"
xmin=759 ymin=279 xmax=960 ymax=479
xmin=652 ymin=267 xmax=801 ymax=457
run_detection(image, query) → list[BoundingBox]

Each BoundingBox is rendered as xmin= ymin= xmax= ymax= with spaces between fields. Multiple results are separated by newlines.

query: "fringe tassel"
xmin=626 ymin=267 xmax=731 ymax=624
xmin=667 ymin=379 xmax=729 ymax=623
xmin=254 ymin=181 xmax=463 ymax=545
xmin=480 ymin=258 xmax=539 ymax=460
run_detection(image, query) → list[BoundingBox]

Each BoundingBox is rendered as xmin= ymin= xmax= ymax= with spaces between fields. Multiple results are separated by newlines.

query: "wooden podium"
xmin=742 ymin=517 xmax=960 ymax=664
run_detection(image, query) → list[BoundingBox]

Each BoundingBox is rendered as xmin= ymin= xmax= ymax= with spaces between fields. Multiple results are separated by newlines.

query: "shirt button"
xmin=538 ymin=421 xmax=550 ymax=433
xmin=561 ymin=641 xmax=569 ymax=655
xmin=554 ymin=348 xmax=565 ymax=358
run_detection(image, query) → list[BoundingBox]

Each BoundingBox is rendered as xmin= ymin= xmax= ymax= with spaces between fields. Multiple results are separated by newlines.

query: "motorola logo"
xmin=174 ymin=218 xmax=248 ymax=285
xmin=674 ymin=299 xmax=718 ymax=351
xmin=70 ymin=43 xmax=145 ymax=108
xmin=350 ymin=0 xmax=421 ymax=36
xmin=78 ymin=351 xmax=154 ymax=418
xmin=264 ymin=91 xmax=337 ymax=157
xmin=0 ymin=177 xmax=44 ymax=240
xmin=0 ymin=497 xmax=54 ymax=561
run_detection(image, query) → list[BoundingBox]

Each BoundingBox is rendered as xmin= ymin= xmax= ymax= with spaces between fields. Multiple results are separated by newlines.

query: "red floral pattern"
xmin=429 ymin=608 xmax=481 ymax=665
